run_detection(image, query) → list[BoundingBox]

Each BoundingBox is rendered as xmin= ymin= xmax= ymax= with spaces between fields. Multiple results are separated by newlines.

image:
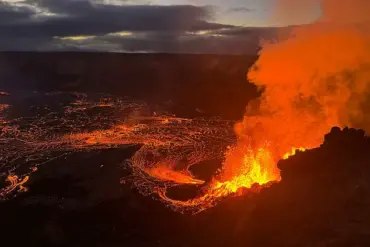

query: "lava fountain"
xmin=162 ymin=0 xmax=370 ymax=211
xmin=227 ymin=0 xmax=370 ymax=184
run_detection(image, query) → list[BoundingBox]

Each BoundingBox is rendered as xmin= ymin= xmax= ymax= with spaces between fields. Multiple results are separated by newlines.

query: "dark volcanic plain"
xmin=1 ymin=52 xmax=370 ymax=247
xmin=0 ymin=52 xmax=259 ymax=120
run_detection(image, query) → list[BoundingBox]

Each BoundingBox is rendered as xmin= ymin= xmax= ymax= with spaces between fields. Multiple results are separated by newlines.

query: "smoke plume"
xmin=236 ymin=0 xmax=370 ymax=157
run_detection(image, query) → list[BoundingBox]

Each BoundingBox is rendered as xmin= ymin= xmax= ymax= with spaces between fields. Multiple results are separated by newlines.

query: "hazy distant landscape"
xmin=0 ymin=52 xmax=259 ymax=120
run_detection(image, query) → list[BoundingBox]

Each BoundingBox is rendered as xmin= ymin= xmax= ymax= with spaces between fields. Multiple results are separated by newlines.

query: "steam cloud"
xmin=236 ymin=0 xmax=370 ymax=156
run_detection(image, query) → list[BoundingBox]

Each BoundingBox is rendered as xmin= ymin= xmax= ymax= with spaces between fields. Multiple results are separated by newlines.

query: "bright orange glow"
xmin=283 ymin=147 xmax=307 ymax=160
xmin=212 ymin=143 xmax=280 ymax=196
xmin=59 ymin=106 xmax=313 ymax=213
xmin=0 ymin=91 xmax=314 ymax=213
xmin=146 ymin=165 xmax=205 ymax=185
xmin=0 ymin=175 xmax=29 ymax=198
xmin=152 ymin=145 xmax=305 ymax=213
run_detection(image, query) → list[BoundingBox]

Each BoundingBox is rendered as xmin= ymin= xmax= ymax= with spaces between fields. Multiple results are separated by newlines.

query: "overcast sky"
xmin=0 ymin=0 xmax=321 ymax=53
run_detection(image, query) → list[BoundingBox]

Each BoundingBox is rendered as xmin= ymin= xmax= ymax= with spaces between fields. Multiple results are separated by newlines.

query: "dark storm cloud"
xmin=214 ymin=27 xmax=274 ymax=36
xmin=0 ymin=0 xmax=276 ymax=53
xmin=28 ymin=0 xmax=96 ymax=13
xmin=0 ymin=1 xmax=35 ymax=23
xmin=0 ymin=1 xmax=230 ymax=37
xmin=228 ymin=7 xmax=254 ymax=12
xmin=54 ymin=30 xmax=263 ymax=54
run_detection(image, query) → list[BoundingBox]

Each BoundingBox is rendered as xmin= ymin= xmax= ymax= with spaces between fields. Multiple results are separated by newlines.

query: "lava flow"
xmin=0 ymin=91 xmax=299 ymax=212
xmin=152 ymin=140 xmax=305 ymax=213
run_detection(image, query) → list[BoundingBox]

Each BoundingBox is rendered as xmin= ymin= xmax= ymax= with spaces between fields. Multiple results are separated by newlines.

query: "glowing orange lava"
xmin=0 ymin=92 xmax=312 ymax=213
xmin=212 ymin=142 xmax=281 ymax=196
xmin=0 ymin=175 xmax=29 ymax=198
xmin=283 ymin=147 xmax=307 ymax=160
xmin=154 ymin=144 xmax=307 ymax=213
xmin=60 ymin=110 xmax=311 ymax=213
xmin=146 ymin=165 xmax=205 ymax=185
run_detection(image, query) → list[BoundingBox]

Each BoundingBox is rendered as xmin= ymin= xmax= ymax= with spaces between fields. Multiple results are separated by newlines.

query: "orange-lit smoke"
xmin=235 ymin=0 xmax=370 ymax=158
xmin=212 ymin=0 xmax=370 ymax=195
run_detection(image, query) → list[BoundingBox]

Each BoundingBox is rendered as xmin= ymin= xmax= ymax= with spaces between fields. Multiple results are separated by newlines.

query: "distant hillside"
xmin=0 ymin=52 xmax=259 ymax=119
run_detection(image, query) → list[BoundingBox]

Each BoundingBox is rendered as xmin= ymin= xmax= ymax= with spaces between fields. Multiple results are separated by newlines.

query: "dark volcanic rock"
xmin=258 ymin=127 xmax=370 ymax=247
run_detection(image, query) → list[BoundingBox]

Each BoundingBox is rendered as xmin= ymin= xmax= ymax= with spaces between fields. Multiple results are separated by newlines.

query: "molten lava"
xmin=153 ymin=144 xmax=305 ymax=213
xmin=283 ymin=147 xmax=307 ymax=160
xmin=213 ymin=142 xmax=281 ymax=196
xmin=0 ymin=90 xmax=310 ymax=213
xmin=0 ymin=175 xmax=29 ymax=198
xmin=146 ymin=165 xmax=205 ymax=185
